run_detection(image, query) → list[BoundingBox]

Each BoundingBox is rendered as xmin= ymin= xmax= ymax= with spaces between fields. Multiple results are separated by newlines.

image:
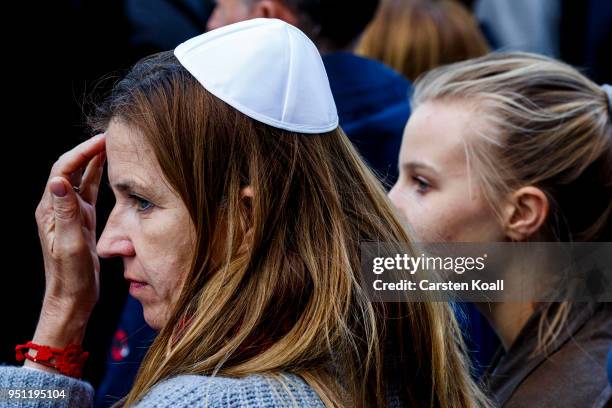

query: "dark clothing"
xmin=456 ymin=303 xmax=501 ymax=378
xmin=322 ymin=52 xmax=411 ymax=187
xmin=125 ymin=0 xmax=214 ymax=57
xmin=560 ymin=0 xmax=612 ymax=84
xmin=483 ymin=302 xmax=612 ymax=407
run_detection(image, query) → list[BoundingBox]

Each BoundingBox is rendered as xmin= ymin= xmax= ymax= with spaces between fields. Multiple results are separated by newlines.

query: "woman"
xmin=357 ymin=0 xmax=490 ymax=81
xmin=0 ymin=19 xmax=488 ymax=407
xmin=389 ymin=52 xmax=612 ymax=407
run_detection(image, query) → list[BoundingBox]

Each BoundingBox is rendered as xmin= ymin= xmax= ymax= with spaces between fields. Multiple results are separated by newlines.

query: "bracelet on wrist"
xmin=15 ymin=341 xmax=89 ymax=378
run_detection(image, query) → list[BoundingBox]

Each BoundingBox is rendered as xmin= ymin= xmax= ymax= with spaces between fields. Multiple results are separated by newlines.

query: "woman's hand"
xmin=30 ymin=134 xmax=106 ymax=353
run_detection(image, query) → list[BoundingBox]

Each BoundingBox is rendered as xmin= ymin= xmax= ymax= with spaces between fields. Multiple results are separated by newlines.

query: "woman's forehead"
xmin=106 ymin=120 xmax=150 ymax=153
xmin=105 ymin=121 xmax=160 ymax=183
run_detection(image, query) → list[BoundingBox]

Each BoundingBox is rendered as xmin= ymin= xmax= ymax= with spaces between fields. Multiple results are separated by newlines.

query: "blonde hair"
xmin=412 ymin=51 xmax=612 ymax=353
xmin=91 ymin=51 xmax=490 ymax=407
xmin=357 ymin=0 xmax=490 ymax=81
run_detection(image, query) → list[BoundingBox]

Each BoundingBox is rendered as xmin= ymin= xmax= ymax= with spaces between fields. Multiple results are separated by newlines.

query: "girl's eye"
xmin=411 ymin=176 xmax=432 ymax=194
xmin=130 ymin=195 xmax=154 ymax=212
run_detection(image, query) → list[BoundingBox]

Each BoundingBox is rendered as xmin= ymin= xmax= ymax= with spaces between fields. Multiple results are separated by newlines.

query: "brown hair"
xmin=357 ymin=0 xmax=490 ymax=81
xmin=90 ymin=51 xmax=490 ymax=407
xmin=412 ymin=51 xmax=612 ymax=352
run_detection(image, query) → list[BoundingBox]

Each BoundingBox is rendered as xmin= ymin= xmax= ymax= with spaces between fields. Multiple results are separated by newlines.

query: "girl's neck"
xmin=478 ymin=301 xmax=535 ymax=350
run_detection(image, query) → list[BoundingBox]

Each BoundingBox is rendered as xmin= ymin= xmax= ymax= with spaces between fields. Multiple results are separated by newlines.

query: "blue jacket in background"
xmin=322 ymin=52 xmax=411 ymax=187
xmin=94 ymin=296 xmax=156 ymax=408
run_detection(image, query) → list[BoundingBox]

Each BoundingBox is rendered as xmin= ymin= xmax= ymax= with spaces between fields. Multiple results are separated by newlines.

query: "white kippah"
xmin=174 ymin=18 xmax=339 ymax=134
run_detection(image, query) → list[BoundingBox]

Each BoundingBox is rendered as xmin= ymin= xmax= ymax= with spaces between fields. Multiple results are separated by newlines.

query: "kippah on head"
xmin=174 ymin=18 xmax=339 ymax=134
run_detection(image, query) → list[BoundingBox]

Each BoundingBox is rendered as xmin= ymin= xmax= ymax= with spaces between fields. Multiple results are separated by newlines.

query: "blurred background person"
xmin=357 ymin=0 xmax=490 ymax=81
xmin=474 ymin=0 xmax=561 ymax=57
xmin=472 ymin=0 xmax=612 ymax=84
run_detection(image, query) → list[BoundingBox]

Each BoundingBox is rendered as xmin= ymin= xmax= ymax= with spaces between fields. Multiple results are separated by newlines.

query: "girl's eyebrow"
xmin=402 ymin=161 xmax=439 ymax=176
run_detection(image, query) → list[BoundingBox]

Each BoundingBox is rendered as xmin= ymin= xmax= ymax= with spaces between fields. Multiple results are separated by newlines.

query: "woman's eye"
xmin=411 ymin=176 xmax=431 ymax=193
xmin=130 ymin=195 xmax=154 ymax=212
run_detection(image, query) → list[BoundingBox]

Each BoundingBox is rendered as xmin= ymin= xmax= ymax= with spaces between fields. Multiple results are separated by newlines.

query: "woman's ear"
xmin=238 ymin=186 xmax=255 ymax=253
xmin=502 ymin=186 xmax=549 ymax=241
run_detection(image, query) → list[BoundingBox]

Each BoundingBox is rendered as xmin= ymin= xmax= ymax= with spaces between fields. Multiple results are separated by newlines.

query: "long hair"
xmin=412 ymin=51 xmax=612 ymax=353
xmin=357 ymin=0 xmax=490 ymax=81
xmin=90 ymin=51 xmax=489 ymax=407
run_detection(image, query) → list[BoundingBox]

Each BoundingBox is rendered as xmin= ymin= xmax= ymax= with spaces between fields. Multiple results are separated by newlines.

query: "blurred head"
xmin=390 ymin=52 xmax=612 ymax=244
xmin=90 ymin=51 xmax=488 ymax=408
xmin=357 ymin=0 xmax=489 ymax=81
xmin=207 ymin=0 xmax=269 ymax=31
xmin=208 ymin=0 xmax=379 ymax=52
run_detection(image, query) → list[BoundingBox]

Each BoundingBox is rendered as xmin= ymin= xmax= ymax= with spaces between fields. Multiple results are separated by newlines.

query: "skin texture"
xmin=207 ymin=0 xmax=299 ymax=32
xmin=389 ymin=101 xmax=504 ymax=243
xmin=207 ymin=0 xmax=255 ymax=31
xmin=97 ymin=120 xmax=196 ymax=330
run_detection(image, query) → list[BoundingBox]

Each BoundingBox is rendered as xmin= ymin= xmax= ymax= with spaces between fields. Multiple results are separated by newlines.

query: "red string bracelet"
xmin=15 ymin=341 xmax=89 ymax=378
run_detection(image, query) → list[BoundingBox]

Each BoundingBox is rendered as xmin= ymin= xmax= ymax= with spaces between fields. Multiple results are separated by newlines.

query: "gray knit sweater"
xmin=0 ymin=366 xmax=324 ymax=407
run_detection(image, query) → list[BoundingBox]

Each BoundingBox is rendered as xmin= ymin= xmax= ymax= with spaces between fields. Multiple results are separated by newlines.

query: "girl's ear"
xmin=502 ymin=186 xmax=549 ymax=241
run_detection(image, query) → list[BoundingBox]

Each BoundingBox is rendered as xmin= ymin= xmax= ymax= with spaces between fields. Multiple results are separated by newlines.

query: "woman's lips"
xmin=127 ymin=278 xmax=149 ymax=295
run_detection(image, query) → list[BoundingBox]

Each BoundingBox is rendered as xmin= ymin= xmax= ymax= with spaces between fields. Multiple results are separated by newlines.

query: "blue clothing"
xmin=322 ymin=52 xmax=411 ymax=187
xmin=95 ymin=296 xmax=157 ymax=407
xmin=0 ymin=366 xmax=323 ymax=408
xmin=455 ymin=303 xmax=500 ymax=378
xmin=608 ymin=345 xmax=612 ymax=384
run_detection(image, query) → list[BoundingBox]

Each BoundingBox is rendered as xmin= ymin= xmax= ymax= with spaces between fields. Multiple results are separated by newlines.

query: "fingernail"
xmin=51 ymin=181 xmax=67 ymax=197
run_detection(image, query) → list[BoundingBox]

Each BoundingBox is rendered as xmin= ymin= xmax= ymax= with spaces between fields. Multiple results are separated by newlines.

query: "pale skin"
xmin=206 ymin=0 xmax=352 ymax=53
xmin=28 ymin=120 xmax=196 ymax=373
xmin=389 ymin=101 xmax=549 ymax=349
xmin=207 ymin=0 xmax=299 ymax=32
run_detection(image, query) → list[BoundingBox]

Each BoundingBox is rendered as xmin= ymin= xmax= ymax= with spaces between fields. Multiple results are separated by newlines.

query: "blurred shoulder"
xmin=136 ymin=372 xmax=325 ymax=407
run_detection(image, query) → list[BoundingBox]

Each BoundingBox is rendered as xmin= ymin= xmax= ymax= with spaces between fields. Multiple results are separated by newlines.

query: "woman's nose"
xmin=96 ymin=215 xmax=135 ymax=258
